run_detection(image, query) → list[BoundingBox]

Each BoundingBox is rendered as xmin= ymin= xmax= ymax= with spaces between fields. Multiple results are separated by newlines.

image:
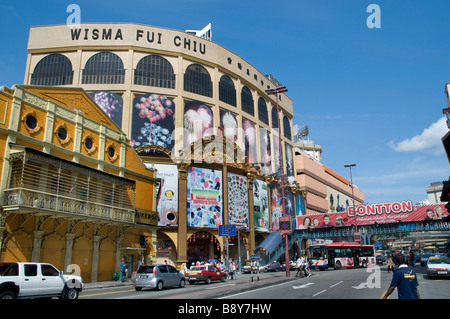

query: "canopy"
xmin=256 ymin=231 xmax=282 ymax=254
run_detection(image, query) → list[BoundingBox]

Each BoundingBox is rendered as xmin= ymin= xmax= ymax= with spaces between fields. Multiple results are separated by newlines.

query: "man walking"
xmin=382 ymin=254 xmax=420 ymax=299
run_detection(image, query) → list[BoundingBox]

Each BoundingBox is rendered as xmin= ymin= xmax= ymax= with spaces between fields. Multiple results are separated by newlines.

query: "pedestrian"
xmin=295 ymin=255 xmax=304 ymax=277
xmin=382 ymin=253 xmax=420 ymax=299
xmin=409 ymin=250 xmax=415 ymax=267
xmin=120 ymin=258 xmax=127 ymax=282
xmin=232 ymin=261 xmax=238 ymax=280
xmin=229 ymin=261 xmax=235 ymax=280
xmin=304 ymin=254 xmax=311 ymax=277
xmin=386 ymin=256 xmax=394 ymax=273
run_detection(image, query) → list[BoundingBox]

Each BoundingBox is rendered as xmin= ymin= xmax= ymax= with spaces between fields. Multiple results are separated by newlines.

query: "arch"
xmin=241 ymin=86 xmax=254 ymax=116
xmin=82 ymin=52 xmax=125 ymax=84
xmin=97 ymin=238 xmax=116 ymax=282
xmin=219 ymin=74 xmax=236 ymax=106
xmin=187 ymin=231 xmax=220 ymax=264
xmin=0 ymin=229 xmax=32 ymax=262
xmin=134 ymin=55 xmax=175 ymax=88
xmin=72 ymin=236 xmax=92 ymax=282
xmin=258 ymin=97 xmax=268 ymax=125
xmin=40 ymin=233 xmax=64 ymax=269
xmin=184 ymin=63 xmax=212 ymax=97
xmin=31 ymin=54 xmax=73 ymax=86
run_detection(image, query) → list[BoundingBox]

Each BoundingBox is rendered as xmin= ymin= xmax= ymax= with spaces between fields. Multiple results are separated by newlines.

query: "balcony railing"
xmin=3 ymin=187 xmax=135 ymax=224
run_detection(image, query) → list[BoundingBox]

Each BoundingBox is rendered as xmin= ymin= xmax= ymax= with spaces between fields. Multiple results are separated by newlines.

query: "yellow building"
xmin=0 ymin=85 xmax=159 ymax=282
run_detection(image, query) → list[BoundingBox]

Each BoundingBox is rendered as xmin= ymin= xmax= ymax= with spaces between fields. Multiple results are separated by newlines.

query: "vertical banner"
xmin=253 ymin=179 xmax=269 ymax=231
xmin=227 ymin=172 xmax=249 ymax=227
xmin=270 ymin=185 xmax=283 ymax=231
xmin=153 ymin=164 xmax=178 ymax=226
xmin=184 ymin=101 xmax=214 ymax=147
xmin=187 ymin=167 xmax=223 ymax=228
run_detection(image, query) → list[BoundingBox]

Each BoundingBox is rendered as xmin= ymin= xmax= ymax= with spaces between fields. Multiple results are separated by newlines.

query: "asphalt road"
xmin=79 ymin=265 xmax=450 ymax=300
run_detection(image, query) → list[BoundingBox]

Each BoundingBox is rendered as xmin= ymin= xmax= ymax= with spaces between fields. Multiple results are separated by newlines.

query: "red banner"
xmin=296 ymin=203 xmax=448 ymax=230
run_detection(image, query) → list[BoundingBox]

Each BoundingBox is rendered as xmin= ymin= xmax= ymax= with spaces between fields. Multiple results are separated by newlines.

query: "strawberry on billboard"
xmin=296 ymin=202 xmax=448 ymax=230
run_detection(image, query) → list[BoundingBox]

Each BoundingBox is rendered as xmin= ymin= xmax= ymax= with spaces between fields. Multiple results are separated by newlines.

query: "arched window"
xmin=82 ymin=52 xmax=125 ymax=84
xmin=219 ymin=75 xmax=236 ymax=106
xmin=31 ymin=54 xmax=73 ymax=86
xmin=283 ymin=115 xmax=292 ymax=140
xmin=241 ymin=86 xmax=254 ymax=116
xmin=271 ymin=107 xmax=279 ymax=130
xmin=134 ymin=55 xmax=175 ymax=88
xmin=258 ymin=97 xmax=268 ymax=125
xmin=184 ymin=64 xmax=212 ymax=97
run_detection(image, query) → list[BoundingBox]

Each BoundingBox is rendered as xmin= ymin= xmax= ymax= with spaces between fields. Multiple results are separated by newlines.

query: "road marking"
xmin=313 ymin=289 xmax=326 ymax=297
xmin=330 ymin=281 xmax=343 ymax=288
xmin=218 ymin=280 xmax=294 ymax=299
xmin=352 ymin=282 xmax=369 ymax=289
xmin=292 ymin=282 xmax=314 ymax=289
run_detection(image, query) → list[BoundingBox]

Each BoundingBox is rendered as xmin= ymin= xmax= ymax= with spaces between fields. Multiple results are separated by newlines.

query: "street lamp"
xmin=344 ymin=163 xmax=358 ymax=241
xmin=266 ymin=85 xmax=290 ymax=277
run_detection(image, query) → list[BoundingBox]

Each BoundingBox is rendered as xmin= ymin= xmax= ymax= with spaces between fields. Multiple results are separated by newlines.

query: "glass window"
xmin=24 ymin=264 xmax=37 ymax=277
xmin=241 ymin=86 xmax=254 ymax=116
xmin=283 ymin=115 xmax=292 ymax=140
xmin=168 ymin=266 xmax=177 ymax=273
xmin=0 ymin=263 xmax=18 ymax=276
xmin=107 ymin=146 xmax=115 ymax=159
xmin=25 ymin=115 xmax=38 ymax=130
xmin=184 ymin=64 xmax=212 ymax=97
xmin=82 ymin=52 xmax=125 ymax=84
xmin=271 ymin=107 xmax=279 ymax=130
xmin=219 ymin=75 xmax=236 ymax=106
xmin=31 ymin=54 xmax=74 ymax=86
xmin=41 ymin=264 xmax=59 ymax=276
xmin=137 ymin=265 xmax=154 ymax=273
xmin=258 ymin=97 xmax=268 ymax=125
xmin=57 ymin=127 xmax=67 ymax=141
xmin=158 ymin=265 xmax=168 ymax=273
xmin=134 ymin=55 xmax=175 ymax=89
xmin=84 ymin=137 xmax=93 ymax=150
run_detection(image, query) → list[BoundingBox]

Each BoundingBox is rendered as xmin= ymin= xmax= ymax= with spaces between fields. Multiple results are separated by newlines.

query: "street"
xmin=80 ymin=265 xmax=450 ymax=300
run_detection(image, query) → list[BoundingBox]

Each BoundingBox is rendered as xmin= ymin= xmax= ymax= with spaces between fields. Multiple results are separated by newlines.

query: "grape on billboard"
xmin=296 ymin=202 xmax=449 ymax=230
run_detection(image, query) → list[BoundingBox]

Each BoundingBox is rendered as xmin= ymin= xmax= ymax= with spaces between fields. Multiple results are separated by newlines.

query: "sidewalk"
xmin=83 ymin=270 xmax=305 ymax=290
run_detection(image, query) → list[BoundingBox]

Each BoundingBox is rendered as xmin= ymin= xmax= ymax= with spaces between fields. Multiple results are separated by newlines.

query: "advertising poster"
xmin=153 ymin=164 xmax=178 ymax=226
xmin=227 ymin=173 xmax=249 ymax=227
xmin=220 ymin=110 xmax=238 ymax=143
xmin=88 ymin=91 xmax=123 ymax=129
xmin=131 ymin=93 xmax=175 ymax=150
xmin=187 ymin=167 xmax=223 ymax=228
xmin=270 ymin=185 xmax=283 ymax=231
xmin=184 ymin=101 xmax=214 ymax=147
xmin=296 ymin=203 xmax=449 ymax=230
xmin=253 ymin=179 xmax=269 ymax=231
xmin=285 ymin=143 xmax=294 ymax=179
xmin=295 ymin=193 xmax=306 ymax=217
xmin=259 ymin=128 xmax=271 ymax=175
xmin=243 ymin=119 xmax=257 ymax=164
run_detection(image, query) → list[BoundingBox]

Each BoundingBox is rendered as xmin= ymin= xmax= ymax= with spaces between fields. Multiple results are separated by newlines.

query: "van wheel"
xmin=205 ymin=277 xmax=212 ymax=284
xmin=0 ymin=291 xmax=16 ymax=299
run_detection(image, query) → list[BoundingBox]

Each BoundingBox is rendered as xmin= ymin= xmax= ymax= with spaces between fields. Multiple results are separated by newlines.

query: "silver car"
xmin=134 ymin=264 xmax=185 ymax=291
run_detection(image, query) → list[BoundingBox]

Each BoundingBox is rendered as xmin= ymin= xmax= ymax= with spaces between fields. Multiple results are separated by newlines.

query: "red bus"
xmin=325 ymin=242 xmax=375 ymax=270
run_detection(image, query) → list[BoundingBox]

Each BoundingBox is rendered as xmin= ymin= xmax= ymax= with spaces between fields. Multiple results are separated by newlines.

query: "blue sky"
xmin=1 ymin=0 xmax=449 ymax=205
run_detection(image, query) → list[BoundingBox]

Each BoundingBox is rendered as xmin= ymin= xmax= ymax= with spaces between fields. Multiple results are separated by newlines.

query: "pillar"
xmin=91 ymin=235 xmax=101 ymax=283
xmin=246 ymin=172 xmax=256 ymax=255
xmin=176 ymin=164 xmax=188 ymax=267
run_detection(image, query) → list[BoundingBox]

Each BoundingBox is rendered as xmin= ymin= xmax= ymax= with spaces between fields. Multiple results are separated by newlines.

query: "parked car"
xmin=241 ymin=262 xmax=267 ymax=274
xmin=265 ymin=262 xmax=285 ymax=272
xmin=426 ymin=256 xmax=450 ymax=279
xmin=376 ymin=255 xmax=386 ymax=265
xmin=185 ymin=264 xmax=228 ymax=284
xmin=420 ymin=253 xmax=433 ymax=266
xmin=134 ymin=264 xmax=185 ymax=291
xmin=0 ymin=262 xmax=83 ymax=299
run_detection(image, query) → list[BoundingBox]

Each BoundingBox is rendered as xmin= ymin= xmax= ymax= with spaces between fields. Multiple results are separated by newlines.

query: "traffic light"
xmin=139 ymin=235 xmax=147 ymax=247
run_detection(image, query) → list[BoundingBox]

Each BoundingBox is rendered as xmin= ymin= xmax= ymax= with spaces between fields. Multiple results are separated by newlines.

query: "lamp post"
xmin=266 ymin=85 xmax=290 ymax=277
xmin=344 ymin=163 xmax=358 ymax=241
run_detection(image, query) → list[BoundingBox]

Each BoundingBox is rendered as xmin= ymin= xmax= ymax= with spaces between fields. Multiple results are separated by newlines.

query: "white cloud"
xmin=388 ymin=117 xmax=448 ymax=153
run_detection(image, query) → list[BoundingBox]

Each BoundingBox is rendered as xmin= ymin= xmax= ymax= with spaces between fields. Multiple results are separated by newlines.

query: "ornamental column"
xmin=246 ymin=171 xmax=256 ymax=255
xmin=177 ymin=164 xmax=189 ymax=268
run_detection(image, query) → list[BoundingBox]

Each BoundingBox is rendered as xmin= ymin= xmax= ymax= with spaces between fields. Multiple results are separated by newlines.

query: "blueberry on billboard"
xmin=131 ymin=93 xmax=175 ymax=149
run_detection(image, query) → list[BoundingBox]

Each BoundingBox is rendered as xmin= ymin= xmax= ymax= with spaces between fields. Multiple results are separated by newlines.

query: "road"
xmin=80 ymin=265 xmax=450 ymax=300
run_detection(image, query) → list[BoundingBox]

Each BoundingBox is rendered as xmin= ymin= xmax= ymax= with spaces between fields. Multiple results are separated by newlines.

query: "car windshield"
xmin=137 ymin=265 xmax=154 ymax=273
xmin=190 ymin=266 xmax=206 ymax=271
xmin=428 ymin=258 xmax=450 ymax=265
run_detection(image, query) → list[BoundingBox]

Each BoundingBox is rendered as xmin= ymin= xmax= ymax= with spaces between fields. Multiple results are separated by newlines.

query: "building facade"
xmin=22 ymin=23 xmax=302 ymax=268
xmin=0 ymin=85 xmax=159 ymax=282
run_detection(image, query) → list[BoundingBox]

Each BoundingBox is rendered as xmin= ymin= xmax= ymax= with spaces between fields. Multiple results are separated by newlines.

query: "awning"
xmin=256 ymin=231 xmax=282 ymax=254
